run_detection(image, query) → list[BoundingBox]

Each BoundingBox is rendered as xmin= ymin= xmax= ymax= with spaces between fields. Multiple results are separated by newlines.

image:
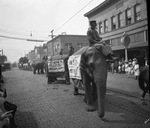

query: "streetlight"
xmin=121 ymin=32 xmax=130 ymax=62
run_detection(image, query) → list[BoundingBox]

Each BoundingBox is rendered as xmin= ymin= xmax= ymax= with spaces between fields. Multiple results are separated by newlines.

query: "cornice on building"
xmin=84 ymin=0 xmax=119 ymax=18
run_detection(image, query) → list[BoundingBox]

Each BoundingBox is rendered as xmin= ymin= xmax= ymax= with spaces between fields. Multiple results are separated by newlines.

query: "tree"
xmin=0 ymin=55 xmax=7 ymax=63
xmin=19 ymin=57 xmax=28 ymax=64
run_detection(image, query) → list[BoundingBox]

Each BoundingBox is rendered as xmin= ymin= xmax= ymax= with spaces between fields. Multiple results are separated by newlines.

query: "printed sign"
xmin=48 ymin=60 xmax=65 ymax=72
xmin=68 ymin=55 xmax=81 ymax=79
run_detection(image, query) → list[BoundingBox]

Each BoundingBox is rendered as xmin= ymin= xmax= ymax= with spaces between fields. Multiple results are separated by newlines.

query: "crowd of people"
xmin=0 ymin=64 xmax=17 ymax=128
xmin=108 ymin=57 xmax=149 ymax=79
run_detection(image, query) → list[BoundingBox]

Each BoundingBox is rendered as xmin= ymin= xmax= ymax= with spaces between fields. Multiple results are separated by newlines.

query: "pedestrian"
xmin=121 ymin=58 xmax=125 ymax=73
xmin=68 ymin=45 xmax=74 ymax=57
xmin=114 ymin=60 xmax=119 ymax=73
xmin=144 ymin=57 xmax=149 ymax=66
xmin=118 ymin=60 xmax=122 ymax=74
xmin=124 ymin=61 xmax=129 ymax=74
xmin=65 ymin=45 xmax=75 ymax=85
xmin=87 ymin=20 xmax=118 ymax=62
xmin=132 ymin=58 xmax=137 ymax=67
xmin=127 ymin=59 xmax=133 ymax=77
xmin=111 ymin=62 xmax=115 ymax=74
xmin=0 ymin=88 xmax=12 ymax=128
xmin=134 ymin=60 xmax=140 ymax=80
xmin=0 ymin=82 xmax=17 ymax=128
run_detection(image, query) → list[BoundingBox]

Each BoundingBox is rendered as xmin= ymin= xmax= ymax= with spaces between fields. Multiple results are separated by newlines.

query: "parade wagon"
xmin=45 ymin=54 xmax=70 ymax=84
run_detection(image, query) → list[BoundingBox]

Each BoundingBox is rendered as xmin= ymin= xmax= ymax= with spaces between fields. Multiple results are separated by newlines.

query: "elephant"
xmin=136 ymin=56 xmax=149 ymax=100
xmin=32 ymin=61 xmax=45 ymax=74
xmin=73 ymin=44 xmax=108 ymax=118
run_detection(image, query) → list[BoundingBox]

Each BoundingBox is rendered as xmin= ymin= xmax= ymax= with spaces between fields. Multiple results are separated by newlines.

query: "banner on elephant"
xmin=68 ymin=55 xmax=81 ymax=79
xmin=48 ymin=60 xmax=65 ymax=72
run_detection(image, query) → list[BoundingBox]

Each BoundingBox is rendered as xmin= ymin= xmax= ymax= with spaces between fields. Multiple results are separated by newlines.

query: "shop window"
xmin=134 ymin=3 xmax=141 ymax=22
xmin=126 ymin=8 xmax=132 ymax=25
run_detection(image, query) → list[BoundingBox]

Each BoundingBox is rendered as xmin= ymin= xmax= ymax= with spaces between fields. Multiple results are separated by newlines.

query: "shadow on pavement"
xmin=15 ymin=111 xmax=39 ymax=128
xmin=92 ymin=93 xmax=150 ymax=125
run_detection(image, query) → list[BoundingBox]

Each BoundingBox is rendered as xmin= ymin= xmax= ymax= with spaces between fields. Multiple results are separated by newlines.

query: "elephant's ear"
xmin=94 ymin=44 xmax=103 ymax=53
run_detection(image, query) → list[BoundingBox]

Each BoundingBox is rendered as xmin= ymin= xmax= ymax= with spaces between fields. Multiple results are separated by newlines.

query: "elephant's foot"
xmin=83 ymin=96 xmax=87 ymax=103
xmin=86 ymin=105 xmax=96 ymax=112
xmin=66 ymin=82 xmax=70 ymax=85
xmin=98 ymin=112 xmax=105 ymax=118
xmin=73 ymin=91 xmax=79 ymax=95
xmin=73 ymin=88 xmax=79 ymax=95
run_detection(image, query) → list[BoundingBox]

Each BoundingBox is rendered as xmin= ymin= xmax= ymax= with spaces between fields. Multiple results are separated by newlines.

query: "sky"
xmin=0 ymin=0 xmax=105 ymax=63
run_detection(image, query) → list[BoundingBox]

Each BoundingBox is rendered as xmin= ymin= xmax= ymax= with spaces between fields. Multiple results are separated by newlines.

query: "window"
xmin=54 ymin=44 xmax=60 ymax=53
xmin=99 ymin=22 xmax=102 ymax=34
xmin=126 ymin=8 xmax=131 ymax=25
xmin=118 ymin=12 xmax=123 ymax=28
xmin=65 ymin=43 xmax=71 ymax=50
xmin=104 ymin=19 xmax=108 ymax=32
xmin=134 ymin=4 xmax=141 ymax=22
xmin=111 ymin=16 xmax=116 ymax=30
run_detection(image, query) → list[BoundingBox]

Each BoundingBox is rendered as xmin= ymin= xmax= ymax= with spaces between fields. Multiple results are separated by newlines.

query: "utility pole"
xmin=0 ymin=49 xmax=3 ymax=56
xmin=51 ymin=29 xmax=54 ymax=39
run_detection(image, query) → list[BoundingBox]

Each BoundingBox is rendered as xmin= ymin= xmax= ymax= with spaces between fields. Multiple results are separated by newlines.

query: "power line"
xmin=54 ymin=0 xmax=94 ymax=33
xmin=0 ymin=28 xmax=51 ymax=39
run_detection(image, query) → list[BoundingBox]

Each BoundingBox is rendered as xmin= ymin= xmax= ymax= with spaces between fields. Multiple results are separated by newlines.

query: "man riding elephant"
xmin=73 ymin=20 xmax=118 ymax=118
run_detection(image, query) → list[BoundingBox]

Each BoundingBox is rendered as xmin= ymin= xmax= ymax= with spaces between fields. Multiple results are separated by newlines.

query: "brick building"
xmin=47 ymin=35 xmax=88 ymax=56
xmin=84 ymin=0 xmax=148 ymax=60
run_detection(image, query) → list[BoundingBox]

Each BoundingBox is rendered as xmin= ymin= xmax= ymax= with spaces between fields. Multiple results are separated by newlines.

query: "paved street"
xmin=2 ymin=68 xmax=150 ymax=128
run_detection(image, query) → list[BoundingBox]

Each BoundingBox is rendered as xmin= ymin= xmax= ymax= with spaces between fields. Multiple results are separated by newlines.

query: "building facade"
xmin=84 ymin=0 xmax=148 ymax=60
xmin=26 ymin=44 xmax=47 ymax=63
xmin=47 ymin=35 xmax=88 ymax=56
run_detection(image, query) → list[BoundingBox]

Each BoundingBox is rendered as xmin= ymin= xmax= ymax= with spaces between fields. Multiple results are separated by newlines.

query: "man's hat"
xmin=129 ymin=59 xmax=132 ymax=62
xmin=90 ymin=20 xmax=96 ymax=25
xmin=133 ymin=58 xmax=137 ymax=61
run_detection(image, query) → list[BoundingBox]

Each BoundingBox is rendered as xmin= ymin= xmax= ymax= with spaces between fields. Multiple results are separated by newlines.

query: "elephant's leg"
xmin=65 ymin=71 xmax=70 ymax=85
xmin=91 ymin=80 xmax=97 ymax=101
xmin=96 ymin=84 xmax=106 ymax=118
xmin=33 ymin=68 xmax=36 ymax=74
xmin=81 ymin=70 xmax=96 ymax=111
xmin=53 ymin=77 xmax=57 ymax=82
xmin=41 ymin=69 xmax=44 ymax=74
xmin=38 ymin=69 xmax=40 ymax=74
xmin=142 ymin=83 xmax=149 ymax=99
xmin=47 ymin=76 xmax=53 ymax=84
xmin=73 ymin=87 xmax=79 ymax=95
